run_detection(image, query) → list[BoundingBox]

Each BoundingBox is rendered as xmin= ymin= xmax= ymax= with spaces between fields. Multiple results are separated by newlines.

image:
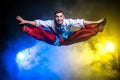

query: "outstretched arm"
xmin=16 ymin=16 xmax=36 ymax=26
xmin=83 ymin=17 xmax=105 ymax=25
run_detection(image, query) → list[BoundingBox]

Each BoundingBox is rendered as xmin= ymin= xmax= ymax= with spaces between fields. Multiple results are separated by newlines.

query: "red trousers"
xmin=21 ymin=24 xmax=100 ymax=46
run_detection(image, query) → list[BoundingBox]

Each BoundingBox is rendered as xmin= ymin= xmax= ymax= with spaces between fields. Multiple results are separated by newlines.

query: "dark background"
xmin=1 ymin=0 xmax=120 ymax=52
xmin=0 ymin=0 xmax=120 ymax=80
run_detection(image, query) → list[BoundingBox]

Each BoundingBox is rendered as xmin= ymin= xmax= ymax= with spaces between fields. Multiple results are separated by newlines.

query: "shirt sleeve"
xmin=67 ymin=18 xmax=85 ymax=28
xmin=35 ymin=20 xmax=53 ymax=27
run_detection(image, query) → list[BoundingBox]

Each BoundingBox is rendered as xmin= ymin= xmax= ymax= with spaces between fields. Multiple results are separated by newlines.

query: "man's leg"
xmin=60 ymin=23 xmax=106 ymax=45
xmin=21 ymin=25 xmax=56 ymax=45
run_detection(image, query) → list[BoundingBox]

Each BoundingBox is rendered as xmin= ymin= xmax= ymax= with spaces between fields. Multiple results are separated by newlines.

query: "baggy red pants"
xmin=21 ymin=24 xmax=100 ymax=46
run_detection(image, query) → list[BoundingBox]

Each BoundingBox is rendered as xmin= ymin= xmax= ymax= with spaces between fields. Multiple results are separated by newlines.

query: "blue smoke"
xmin=1 ymin=36 xmax=61 ymax=80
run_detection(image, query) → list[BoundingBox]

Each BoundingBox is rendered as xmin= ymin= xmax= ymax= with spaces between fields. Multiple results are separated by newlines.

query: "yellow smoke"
xmin=51 ymin=0 xmax=120 ymax=79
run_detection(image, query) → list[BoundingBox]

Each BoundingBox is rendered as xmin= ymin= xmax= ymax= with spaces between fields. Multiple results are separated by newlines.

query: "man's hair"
xmin=54 ymin=10 xmax=64 ymax=15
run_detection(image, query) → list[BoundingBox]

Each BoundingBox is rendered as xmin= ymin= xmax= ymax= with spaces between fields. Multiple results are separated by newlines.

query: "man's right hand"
xmin=16 ymin=16 xmax=26 ymax=24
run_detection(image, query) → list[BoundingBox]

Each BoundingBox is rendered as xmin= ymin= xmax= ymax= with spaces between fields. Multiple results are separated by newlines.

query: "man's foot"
xmin=97 ymin=17 xmax=107 ymax=32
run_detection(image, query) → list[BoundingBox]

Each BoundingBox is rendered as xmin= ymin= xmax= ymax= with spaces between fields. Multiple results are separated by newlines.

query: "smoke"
xmin=49 ymin=0 xmax=120 ymax=80
xmin=1 ymin=0 xmax=120 ymax=80
xmin=48 ymin=41 xmax=119 ymax=80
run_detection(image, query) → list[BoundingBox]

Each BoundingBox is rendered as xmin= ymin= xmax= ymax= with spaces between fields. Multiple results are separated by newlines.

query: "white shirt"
xmin=35 ymin=18 xmax=85 ymax=33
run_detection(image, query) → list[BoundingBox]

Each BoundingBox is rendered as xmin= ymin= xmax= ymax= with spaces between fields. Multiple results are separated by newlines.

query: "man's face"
xmin=54 ymin=12 xmax=65 ymax=25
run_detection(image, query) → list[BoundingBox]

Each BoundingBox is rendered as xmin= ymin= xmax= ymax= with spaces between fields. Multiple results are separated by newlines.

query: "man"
xmin=16 ymin=10 xmax=106 ymax=46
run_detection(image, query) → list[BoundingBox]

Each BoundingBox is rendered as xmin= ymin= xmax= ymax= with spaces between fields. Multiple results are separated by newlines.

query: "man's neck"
xmin=55 ymin=22 xmax=62 ymax=27
xmin=57 ymin=24 xmax=62 ymax=27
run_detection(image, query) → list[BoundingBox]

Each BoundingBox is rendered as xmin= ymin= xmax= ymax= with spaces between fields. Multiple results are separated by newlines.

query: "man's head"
xmin=54 ymin=10 xmax=65 ymax=26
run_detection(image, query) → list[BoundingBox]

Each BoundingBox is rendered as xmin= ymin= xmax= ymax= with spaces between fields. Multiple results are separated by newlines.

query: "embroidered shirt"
xmin=35 ymin=18 xmax=85 ymax=46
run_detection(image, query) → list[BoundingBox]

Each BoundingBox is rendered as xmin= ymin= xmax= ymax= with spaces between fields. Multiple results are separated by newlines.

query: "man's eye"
xmin=56 ymin=16 xmax=59 ymax=18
